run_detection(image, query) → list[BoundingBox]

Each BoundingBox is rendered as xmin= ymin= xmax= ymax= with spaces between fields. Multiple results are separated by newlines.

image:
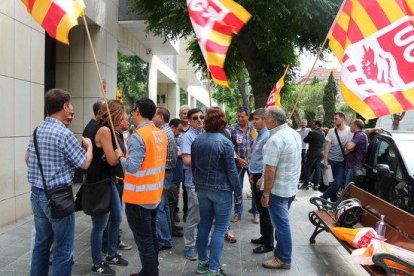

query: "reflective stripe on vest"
xmin=128 ymin=165 xmax=165 ymax=178
xmin=124 ymin=180 xmax=164 ymax=193
xmin=123 ymin=124 xmax=167 ymax=205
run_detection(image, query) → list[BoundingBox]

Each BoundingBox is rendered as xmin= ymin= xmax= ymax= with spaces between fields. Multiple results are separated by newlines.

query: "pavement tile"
xmin=0 ymin=183 xmax=369 ymax=276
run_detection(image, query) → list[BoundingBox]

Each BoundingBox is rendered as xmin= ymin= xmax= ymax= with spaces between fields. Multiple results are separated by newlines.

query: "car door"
xmin=365 ymin=137 xmax=406 ymax=208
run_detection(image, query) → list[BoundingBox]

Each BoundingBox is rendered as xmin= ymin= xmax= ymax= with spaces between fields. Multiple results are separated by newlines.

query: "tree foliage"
xmin=117 ymin=52 xmax=148 ymax=111
xmin=323 ymin=72 xmax=337 ymax=128
xmin=212 ymin=85 xmax=245 ymax=124
xmin=127 ymin=0 xmax=342 ymax=108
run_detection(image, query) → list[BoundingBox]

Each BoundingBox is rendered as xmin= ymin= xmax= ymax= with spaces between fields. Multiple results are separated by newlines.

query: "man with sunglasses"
xmin=180 ymin=108 xmax=204 ymax=260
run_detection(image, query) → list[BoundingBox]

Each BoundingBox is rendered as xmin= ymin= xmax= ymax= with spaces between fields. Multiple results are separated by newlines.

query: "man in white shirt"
xmin=321 ymin=112 xmax=353 ymax=201
xmin=296 ymin=119 xmax=311 ymax=181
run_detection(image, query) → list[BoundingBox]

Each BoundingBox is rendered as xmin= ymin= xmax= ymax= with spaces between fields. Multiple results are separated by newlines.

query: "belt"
xmin=31 ymin=185 xmax=44 ymax=192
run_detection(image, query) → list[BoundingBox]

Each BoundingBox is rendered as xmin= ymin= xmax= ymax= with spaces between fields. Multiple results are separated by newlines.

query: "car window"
xmin=373 ymin=140 xmax=403 ymax=179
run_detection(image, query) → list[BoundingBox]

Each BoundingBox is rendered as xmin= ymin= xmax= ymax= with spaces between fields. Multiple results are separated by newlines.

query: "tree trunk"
xmin=292 ymin=109 xmax=301 ymax=128
xmin=237 ymin=79 xmax=251 ymax=109
xmin=236 ymin=31 xmax=272 ymax=108
xmin=392 ymin=112 xmax=406 ymax=130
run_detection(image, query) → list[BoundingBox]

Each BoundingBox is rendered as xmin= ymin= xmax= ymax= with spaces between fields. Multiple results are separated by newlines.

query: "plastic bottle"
xmin=374 ymin=215 xmax=386 ymax=238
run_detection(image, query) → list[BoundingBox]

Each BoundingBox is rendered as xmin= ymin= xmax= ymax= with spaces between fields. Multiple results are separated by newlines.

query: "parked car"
xmin=358 ymin=131 xmax=414 ymax=215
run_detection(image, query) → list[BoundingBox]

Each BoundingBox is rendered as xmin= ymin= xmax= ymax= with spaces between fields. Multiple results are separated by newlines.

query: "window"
xmin=374 ymin=140 xmax=402 ymax=179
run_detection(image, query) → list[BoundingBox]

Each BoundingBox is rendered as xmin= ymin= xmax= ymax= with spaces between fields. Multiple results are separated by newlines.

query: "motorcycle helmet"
xmin=335 ymin=198 xmax=363 ymax=227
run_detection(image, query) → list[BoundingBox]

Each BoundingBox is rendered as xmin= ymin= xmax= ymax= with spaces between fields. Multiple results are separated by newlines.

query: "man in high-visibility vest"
xmin=116 ymin=98 xmax=167 ymax=276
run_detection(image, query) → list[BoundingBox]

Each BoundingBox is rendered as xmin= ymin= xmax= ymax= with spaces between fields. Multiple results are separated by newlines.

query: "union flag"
xmin=187 ymin=0 xmax=251 ymax=87
xmin=21 ymin=0 xmax=85 ymax=44
xmin=328 ymin=0 xmax=414 ymax=119
xmin=115 ymin=87 xmax=123 ymax=103
xmin=265 ymin=66 xmax=289 ymax=107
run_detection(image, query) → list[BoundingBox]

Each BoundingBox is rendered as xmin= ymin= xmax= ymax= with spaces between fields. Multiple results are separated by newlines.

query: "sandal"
xmin=224 ymin=231 xmax=237 ymax=243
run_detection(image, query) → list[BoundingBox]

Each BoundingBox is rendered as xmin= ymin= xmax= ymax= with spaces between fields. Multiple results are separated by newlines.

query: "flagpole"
xmin=208 ymin=71 xmax=212 ymax=107
xmin=82 ymin=15 xmax=120 ymax=149
xmin=325 ymin=0 xmax=347 ymax=40
xmin=289 ymin=38 xmax=328 ymax=120
xmin=289 ymin=0 xmax=346 ymax=121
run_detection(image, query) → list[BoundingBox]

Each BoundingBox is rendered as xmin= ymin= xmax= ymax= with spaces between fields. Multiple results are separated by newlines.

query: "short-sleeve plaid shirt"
xmin=159 ymin=123 xmax=177 ymax=170
xmin=227 ymin=122 xmax=256 ymax=159
xmin=28 ymin=117 xmax=87 ymax=189
xmin=263 ymin=124 xmax=302 ymax=197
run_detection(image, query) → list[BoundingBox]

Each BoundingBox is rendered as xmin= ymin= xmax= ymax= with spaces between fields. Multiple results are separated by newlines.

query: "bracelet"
xmin=262 ymin=193 xmax=270 ymax=198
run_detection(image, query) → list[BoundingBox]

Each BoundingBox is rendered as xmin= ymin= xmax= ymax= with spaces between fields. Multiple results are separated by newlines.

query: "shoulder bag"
xmin=33 ymin=128 xmax=75 ymax=219
xmin=81 ymin=137 xmax=112 ymax=215
xmin=81 ymin=177 xmax=112 ymax=216
xmin=334 ymin=128 xmax=346 ymax=163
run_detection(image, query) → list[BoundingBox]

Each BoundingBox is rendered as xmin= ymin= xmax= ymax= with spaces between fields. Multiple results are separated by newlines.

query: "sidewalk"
xmin=0 ymin=184 xmax=367 ymax=276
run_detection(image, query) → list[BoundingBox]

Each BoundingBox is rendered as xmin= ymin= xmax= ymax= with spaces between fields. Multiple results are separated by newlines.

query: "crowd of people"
xmin=26 ymin=88 xmax=380 ymax=276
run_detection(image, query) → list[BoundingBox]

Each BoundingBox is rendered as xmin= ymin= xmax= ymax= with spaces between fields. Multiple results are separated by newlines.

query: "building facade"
xmin=0 ymin=0 xmax=212 ymax=227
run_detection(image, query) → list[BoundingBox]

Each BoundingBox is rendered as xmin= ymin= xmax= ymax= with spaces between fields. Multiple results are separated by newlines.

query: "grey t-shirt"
xmin=325 ymin=126 xmax=352 ymax=162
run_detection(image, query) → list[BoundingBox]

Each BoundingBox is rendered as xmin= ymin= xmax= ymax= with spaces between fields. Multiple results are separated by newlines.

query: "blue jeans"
xmin=126 ymin=204 xmax=159 ymax=276
xmin=30 ymin=187 xmax=75 ymax=276
xmin=91 ymin=212 xmax=110 ymax=264
xmin=197 ymin=189 xmax=232 ymax=272
xmin=107 ymin=184 xmax=123 ymax=256
xmin=268 ymin=194 xmax=295 ymax=264
xmin=234 ymin=167 xmax=249 ymax=216
xmin=102 ymin=182 xmax=123 ymax=253
xmin=344 ymin=167 xmax=353 ymax=188
xmin=322 ymin=159 xmax=345 ymax=202
xmin=303 ymin=155 xmax=322 ymax=187
xmin=156 ymin=170 xmax=173 ymax=247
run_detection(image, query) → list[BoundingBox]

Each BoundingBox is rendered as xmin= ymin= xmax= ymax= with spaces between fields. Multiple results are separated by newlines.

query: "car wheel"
xmin=389 ymin=182 xmax=409 ymax=211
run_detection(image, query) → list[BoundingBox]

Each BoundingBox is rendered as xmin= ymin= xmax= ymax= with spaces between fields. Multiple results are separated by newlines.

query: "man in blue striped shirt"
xmin=27 ymin=88 xmax=92 ymax=276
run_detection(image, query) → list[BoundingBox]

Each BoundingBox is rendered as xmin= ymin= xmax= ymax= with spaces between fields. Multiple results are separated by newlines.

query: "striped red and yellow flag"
xmin=21 ymin=0 xmax=85 ymax=44
xmin=265 ymin=66 xmax=289 ymax=107
xmin=115 ymin=87 xmax=123 ymax=103
xmin=328 ymin=0 xmax=414 ymax=119
xmin=187 ymin=0 xmax=251 ymax=87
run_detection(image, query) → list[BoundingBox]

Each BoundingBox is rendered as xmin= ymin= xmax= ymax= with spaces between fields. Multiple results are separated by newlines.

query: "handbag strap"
xmin=33 ymin=128 xmax=49 ymax=192
xmin=334 ymin=127 xmax=346 ymax=160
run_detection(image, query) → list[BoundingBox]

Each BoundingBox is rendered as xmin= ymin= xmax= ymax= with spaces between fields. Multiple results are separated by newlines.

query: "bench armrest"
xmin=372 ymin=253 xmax=414 ymax=276
xmin=309 ymin=197 xmax=337 ymax=212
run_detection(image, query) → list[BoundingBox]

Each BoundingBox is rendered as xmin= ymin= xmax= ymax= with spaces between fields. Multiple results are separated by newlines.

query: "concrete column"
xmin=148 ymin=57 xmax=158 ymax=103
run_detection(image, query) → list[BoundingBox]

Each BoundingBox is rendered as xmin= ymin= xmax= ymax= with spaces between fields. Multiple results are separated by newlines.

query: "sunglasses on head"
xmin=191 ymin=115 xmax=205 ymax=120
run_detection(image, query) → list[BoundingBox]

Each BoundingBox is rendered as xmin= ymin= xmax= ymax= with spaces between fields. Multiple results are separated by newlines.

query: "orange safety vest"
xmin=123 ymin=124 xmax=168 ymax=205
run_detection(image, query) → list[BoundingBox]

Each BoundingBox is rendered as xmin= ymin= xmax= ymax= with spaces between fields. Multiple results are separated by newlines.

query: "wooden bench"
xmin=308 ymin=183 xmax=414 ymax=275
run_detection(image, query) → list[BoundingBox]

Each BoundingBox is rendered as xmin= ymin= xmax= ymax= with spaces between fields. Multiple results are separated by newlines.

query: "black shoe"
xmin=312 ymin=185 xmax=320 ymax=191
xmin=92 ymin=262 xmax=115 ymax=275
xmin=253 ymin=244 xmax=274 ymax=254
xmin=173 ymin=213 xmax=180 ymax=223
xmin=174 ymin=225 xmax=183 ymax=230
xmin=251 ymin=237 xmax=264 ymax=244
xmin=298 ymin=184 xmax=309 ymax=190
xmin=105 ymin=253 xmax=128 ymax=266
xmin=159 ymin=244 xmax=173 ymax=251
xmin=172 ymin=230 xmax=183 ymax=237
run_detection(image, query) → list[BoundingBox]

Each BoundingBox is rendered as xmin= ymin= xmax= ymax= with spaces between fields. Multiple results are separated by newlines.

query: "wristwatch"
xmin=262 ymin=193 xmax=269 ymax=198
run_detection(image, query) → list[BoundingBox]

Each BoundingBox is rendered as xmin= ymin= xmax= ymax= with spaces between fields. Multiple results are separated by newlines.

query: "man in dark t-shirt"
xmin=299 ymin=120 xmax=325 ymax=190
xmin=344 ymin=119 xmax=368 ymax=186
